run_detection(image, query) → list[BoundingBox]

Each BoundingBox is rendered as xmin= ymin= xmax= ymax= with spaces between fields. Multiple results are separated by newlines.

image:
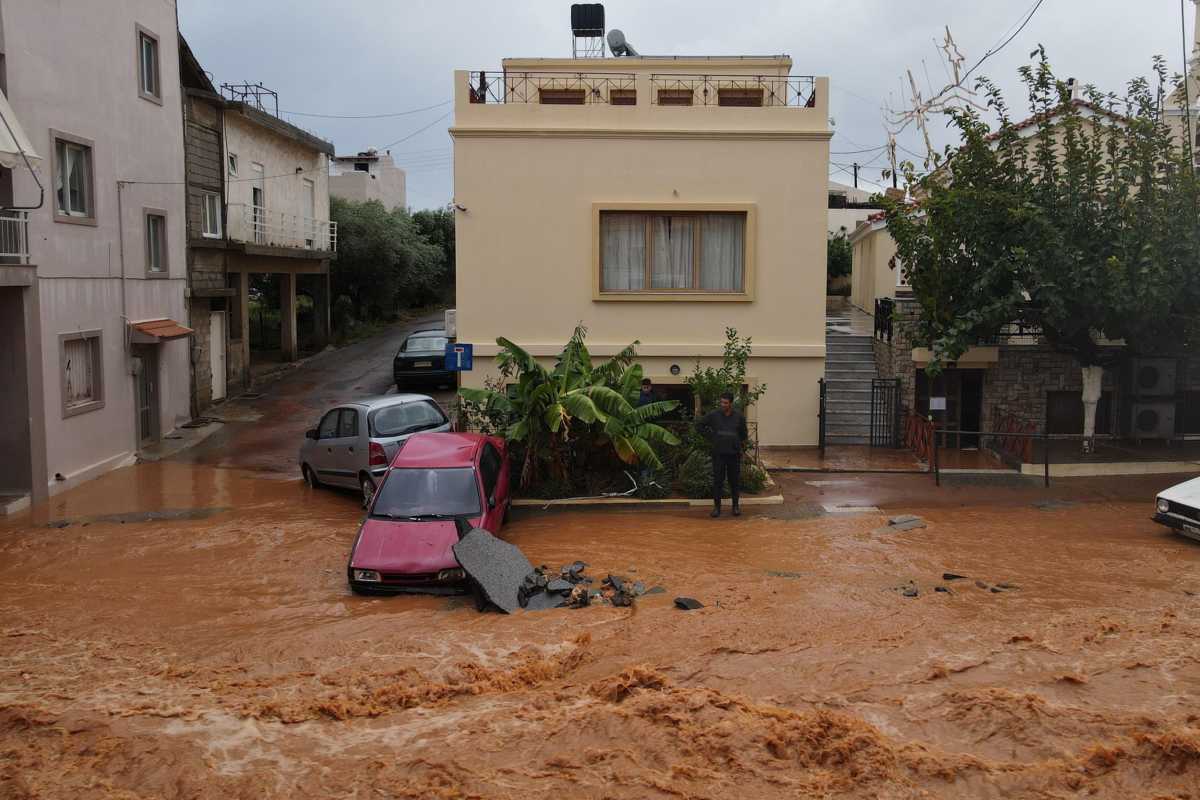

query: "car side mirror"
xmin=305 ymin=428 xmax=318 ymax=440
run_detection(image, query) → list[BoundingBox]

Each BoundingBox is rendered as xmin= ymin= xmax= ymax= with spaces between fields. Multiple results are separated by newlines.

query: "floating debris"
xmin=674 ymin=597 xmax=704 ymax=610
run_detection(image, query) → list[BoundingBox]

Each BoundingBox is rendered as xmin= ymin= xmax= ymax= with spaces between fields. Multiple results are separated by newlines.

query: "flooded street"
xmin=3 ymin=323 xmax=1200 ymax=798
xmin=4 ymin=463 xmax=1199 ymax=798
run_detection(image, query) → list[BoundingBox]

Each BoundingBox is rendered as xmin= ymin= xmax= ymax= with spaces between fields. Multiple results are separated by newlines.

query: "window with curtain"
xmin=54 ymin=139 xmax=92 ymax=218
xmin=600 ymin=211 xmax=745 ymax=293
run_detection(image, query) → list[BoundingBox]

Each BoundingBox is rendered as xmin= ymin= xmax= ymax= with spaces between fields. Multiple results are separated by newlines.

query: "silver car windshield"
xmin=372 ymin=467 xmax=481 ymax=518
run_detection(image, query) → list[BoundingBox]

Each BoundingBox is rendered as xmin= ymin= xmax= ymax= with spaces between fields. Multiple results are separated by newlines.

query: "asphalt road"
xmin=177 ymin=309 xmax=455 ymax=476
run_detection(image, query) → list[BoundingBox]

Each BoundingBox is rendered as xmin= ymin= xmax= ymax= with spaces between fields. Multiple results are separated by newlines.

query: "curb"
xmin=512 ymin=493 xmax=785 ymax=509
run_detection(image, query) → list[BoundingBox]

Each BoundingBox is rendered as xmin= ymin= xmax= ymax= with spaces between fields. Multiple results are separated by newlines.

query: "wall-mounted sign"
xmin=446 ymin=343 xmax=473 ymax=372
xmin=930 ymin=396 xmax=947 ymax=411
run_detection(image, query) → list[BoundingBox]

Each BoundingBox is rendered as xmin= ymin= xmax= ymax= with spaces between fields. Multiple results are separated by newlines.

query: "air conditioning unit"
xmin=1131 ymin=358 xmax=1177 ymax=396
xmin=1131 ymin=402 xmax=1176 ymax=440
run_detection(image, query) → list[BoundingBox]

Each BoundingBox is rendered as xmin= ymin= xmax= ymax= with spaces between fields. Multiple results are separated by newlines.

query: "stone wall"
xmin=873 ymin=299 xmax=919 ymax=411
xmin=980 ymin=347 xmax=1119 ymax=433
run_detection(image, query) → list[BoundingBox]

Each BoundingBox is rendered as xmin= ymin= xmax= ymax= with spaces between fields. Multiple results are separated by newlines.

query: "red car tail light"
xmin=369 ymin=441 xmax=388 ymax=467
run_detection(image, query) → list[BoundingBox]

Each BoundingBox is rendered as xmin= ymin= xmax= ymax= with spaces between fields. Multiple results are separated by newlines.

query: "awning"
xmin=130 ymin=319 xmax=193 ymax=343
xmin=0 ymin=88 xmax=41 ymax=171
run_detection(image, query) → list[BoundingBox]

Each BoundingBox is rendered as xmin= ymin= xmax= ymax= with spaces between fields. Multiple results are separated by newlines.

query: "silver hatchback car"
xmin=299 ymin=394 xmax=451 ymax=505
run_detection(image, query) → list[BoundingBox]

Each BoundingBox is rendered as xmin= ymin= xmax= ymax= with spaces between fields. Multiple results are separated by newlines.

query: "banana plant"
xmin=459 ymin=325 xmax=679 ymax=489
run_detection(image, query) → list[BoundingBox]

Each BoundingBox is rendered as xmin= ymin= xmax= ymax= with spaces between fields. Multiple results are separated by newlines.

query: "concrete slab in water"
xmin=452 ymin=528 xmax=533 ymax=614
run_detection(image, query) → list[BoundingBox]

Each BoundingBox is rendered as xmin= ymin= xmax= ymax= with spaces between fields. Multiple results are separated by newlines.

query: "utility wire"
xmin=380 ymin=111 xmax=453 ymax=150
xmin=281 ymin=99 xmax=451 ymax=119
xmin=961 ymin=0 xmax=1048 ymax=84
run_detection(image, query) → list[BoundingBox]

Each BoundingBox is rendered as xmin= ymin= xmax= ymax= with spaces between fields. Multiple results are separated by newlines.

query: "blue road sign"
xmin=446 ymin=342 xmax=473 ymax=371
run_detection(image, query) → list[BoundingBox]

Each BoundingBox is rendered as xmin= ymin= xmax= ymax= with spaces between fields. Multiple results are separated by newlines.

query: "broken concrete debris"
xmin=674 ymin=597 xmax=704 ymax=610
xmin=942 ymin=572 xmax=967 ymax=581
xmin=452 ymin=528 xmax=536 ymax=615
xmin=872 ymin=514 xmax=928 ymax=535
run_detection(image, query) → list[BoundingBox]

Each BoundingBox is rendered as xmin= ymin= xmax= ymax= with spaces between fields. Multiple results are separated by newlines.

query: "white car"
xmin=1154 ymin=477 xmax=1200 ymax=543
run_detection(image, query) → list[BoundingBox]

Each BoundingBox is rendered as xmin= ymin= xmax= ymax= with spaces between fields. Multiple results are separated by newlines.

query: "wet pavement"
xmin=3 ymin=322 xmax=1200 ymax=797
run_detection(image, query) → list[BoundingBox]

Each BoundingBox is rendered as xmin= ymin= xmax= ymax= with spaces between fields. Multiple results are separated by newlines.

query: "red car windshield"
xmin=372 ymin=467 xmax=481 ymax=519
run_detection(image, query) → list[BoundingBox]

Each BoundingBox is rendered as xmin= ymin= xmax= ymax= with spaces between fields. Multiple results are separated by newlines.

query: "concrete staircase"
xmin=824 ymin=312 xmax=878 ymax=445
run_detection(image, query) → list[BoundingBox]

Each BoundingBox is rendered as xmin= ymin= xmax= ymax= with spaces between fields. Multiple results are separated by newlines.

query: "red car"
xmin=347 ymin=432 xmax=511 ymax=595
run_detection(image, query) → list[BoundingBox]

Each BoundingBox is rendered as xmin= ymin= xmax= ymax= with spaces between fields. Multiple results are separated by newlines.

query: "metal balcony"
xmin=227 ymin=203 xmax=337 ymax=253
xmin=0 ymin=210 xmax=31 ymax=263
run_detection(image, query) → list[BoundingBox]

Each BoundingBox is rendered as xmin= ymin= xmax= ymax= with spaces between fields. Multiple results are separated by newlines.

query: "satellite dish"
xmin=607 ymin=29 xmax=639 ymax=57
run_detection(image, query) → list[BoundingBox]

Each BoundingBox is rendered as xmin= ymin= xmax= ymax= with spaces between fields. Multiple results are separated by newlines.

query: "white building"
xmin=1 ymin=0 xmax=190 ymax=513
xmin=329 ymin=149 xmax=407 ymax=210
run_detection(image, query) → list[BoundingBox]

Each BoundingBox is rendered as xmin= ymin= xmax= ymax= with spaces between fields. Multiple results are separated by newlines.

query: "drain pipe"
xmin=117 ymin=180 xmax=129 ymax=352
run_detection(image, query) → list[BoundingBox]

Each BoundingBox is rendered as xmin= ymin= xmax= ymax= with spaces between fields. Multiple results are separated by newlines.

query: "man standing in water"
xmin=696 ymin=391 xmax=748 ymax=518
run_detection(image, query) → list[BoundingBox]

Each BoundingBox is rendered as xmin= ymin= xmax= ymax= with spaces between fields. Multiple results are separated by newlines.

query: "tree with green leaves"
xmin=459 ymin=326 xmax=680 ymax=489
xmin=329 ymin=198 xmax=449 ymax=322
xmin=885 ymin=49 xmax=1200 ymax=450
xmin=827 ymin=227 xmax=852 ymax=282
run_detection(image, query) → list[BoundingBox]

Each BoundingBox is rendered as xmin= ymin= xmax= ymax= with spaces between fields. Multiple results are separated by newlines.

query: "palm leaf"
xmin=632 ymin=400 xmax=679 ymax=423
xmin=582 ymin=385 xmax=633 ymax=417
xmin=560 ymin=391 xmax=603 ymax=424
xmin=635 ymin=422 xmax=681 ymax=446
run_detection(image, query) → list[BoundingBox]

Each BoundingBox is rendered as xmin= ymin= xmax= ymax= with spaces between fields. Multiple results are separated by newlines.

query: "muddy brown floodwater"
xmin=2 ymin=462 xmax=1200 ymax=798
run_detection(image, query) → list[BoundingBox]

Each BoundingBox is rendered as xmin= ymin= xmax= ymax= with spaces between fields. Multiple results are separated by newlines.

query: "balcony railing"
xmin=650 ymin=74 xmax=816 ymax=107
xmin=0 ymin=210 xmax=31 ymax=264
xmin=468 ymin=71 xmax=637 ymax=105
xmin=227 ymin=204 xmax=337 ymax=253
xmin=465 ymin=71 xmax=817 ymax=107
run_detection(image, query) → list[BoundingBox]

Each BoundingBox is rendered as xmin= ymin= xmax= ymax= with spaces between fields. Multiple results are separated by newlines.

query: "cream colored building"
xmin=453 ymin=57 xmax=831 ymax=445
xmin=329 ymin=149 xmax=407 ymax=210
xmin=847 ymin=212 xmax=902 ymax=313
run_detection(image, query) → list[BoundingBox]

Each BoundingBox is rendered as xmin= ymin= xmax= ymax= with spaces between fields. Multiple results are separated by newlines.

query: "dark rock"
xmin=990 ymin=586 xmax=1003 ymax=593
xmin=452 ymin=528 xmax=534 ymax=614
xmin=562 ymin=561 xmax=588 ymax=579
xmin=523 ymin=591 xmax=569 ymax=612
xmin=605 ymin=574 xmax=626 ymax=592
xmin=546 ymin=579 xmax=572 ymax=594
xmin=611 ymin=591 xmax=633 ymax=607
xmin=902 ymin=584 xmax=919 ymax=598
xmin=975 ymin=580 xmax=989 ymax=590
xmin=674 ymin=597 xmax=704 ymax=610
xmin=942 ymin=573 xmax=967 ymax=581
xmin=632 ymin=581 xmax=645 ymax=596
xmin=46 ymin=521 xmax=70 ymax=529
xmin=935 ymin=586 xmax=952 ymax=594
xmin=645 ymin=585 xmax=666 ymax=595
xmin=567 ymin=585 xmax=590 ymax=608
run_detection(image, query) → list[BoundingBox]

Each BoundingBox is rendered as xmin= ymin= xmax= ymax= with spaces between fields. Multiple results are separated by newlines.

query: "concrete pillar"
xmin=311 ymin=268 xmax=330 ymax=350
xmin=280 ymin=271 xmax=298 ymax=362
xmin=235 ymin=270 xmax=251 ymax=389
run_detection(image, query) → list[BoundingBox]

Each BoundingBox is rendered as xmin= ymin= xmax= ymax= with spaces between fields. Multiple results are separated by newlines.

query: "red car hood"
xmin=350 ymin=517 xmax=478 ymax=574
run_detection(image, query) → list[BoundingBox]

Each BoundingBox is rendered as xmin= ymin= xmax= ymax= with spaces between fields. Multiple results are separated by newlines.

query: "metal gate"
xmin=818 ymin=378 xmax=827 ymax=451
xmin=870 ymin=378 xmax=901 ymax=447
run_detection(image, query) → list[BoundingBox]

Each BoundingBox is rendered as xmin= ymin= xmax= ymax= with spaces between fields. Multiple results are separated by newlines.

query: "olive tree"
xmin=885 ymin=49 xmax=1200 ymax=450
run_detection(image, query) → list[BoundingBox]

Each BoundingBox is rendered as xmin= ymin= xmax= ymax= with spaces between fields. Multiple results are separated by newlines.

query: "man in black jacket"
xmin=695 ymin=391 xmax=748 ymax=518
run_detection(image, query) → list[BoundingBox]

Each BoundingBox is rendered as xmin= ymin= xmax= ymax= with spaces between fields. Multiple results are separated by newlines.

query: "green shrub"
xmin=677 ymin=450 xmax=768 ymax=499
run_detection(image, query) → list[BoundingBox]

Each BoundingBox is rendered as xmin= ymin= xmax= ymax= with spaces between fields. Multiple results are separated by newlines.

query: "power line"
xmin=961 ymin=0 xmax=1048 ymax=84
xmin=380 ymin=111 xmax=453 ymax=150
xmin=281 ymin=99 xmax=452 ymax=120
xmin=830 ymin=145 xmax=887 ymax=155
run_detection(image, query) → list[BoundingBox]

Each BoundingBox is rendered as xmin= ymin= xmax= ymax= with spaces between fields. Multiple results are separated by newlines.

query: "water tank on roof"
xmin=571 ymin=3 xmax=604 ymax=36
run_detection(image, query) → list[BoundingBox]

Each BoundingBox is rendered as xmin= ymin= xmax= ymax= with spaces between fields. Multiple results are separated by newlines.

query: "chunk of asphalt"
xmin=546 ymin=579 xmax=573 ymax=594
xmin=942 ymin=572 xmax=968 ymax=581
xmin=605 ymin=574 xmax=626 ymax=592
xmin=523 ymin=591 xmax=569 ymax=612
xmin=975 ymin=580 xmax=990 ymax=590
xmin=674 ymin=597 xmax=704 ymax=610
xmin=935 ymin=586 xmax=952 ymax=594
xmin=452 ymin=528 xmax=534 ymax=615
xmin=632 ymin=581 xmax=645 ymax=596
xmin=888 ymin=518 xmax=927 ymax=532
xmin=902 ymin=585 xmax=919 ymax=598
xmin=889 ymin=514 xmax=923 ymax=526
xmin=645 ymin=585 xmax=666 ymax=595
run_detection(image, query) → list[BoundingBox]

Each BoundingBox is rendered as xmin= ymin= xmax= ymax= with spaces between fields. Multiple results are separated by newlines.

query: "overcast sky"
xmin=178 ymin=0 xmax=1196 ymax=210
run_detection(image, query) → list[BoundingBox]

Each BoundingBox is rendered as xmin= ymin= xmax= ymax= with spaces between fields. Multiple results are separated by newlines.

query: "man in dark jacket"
xmin=695 ymin=391 xmax=748 ymax=517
